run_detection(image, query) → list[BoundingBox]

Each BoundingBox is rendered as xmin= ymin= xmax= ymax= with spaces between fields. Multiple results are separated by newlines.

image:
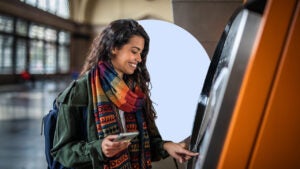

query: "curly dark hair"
xmin=80 ymin=19 xmax=157 ymax=126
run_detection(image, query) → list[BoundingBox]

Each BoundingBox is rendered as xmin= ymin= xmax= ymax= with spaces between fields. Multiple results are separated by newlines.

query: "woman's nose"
xmin=135 ymin=54 xmax=142 ymax=63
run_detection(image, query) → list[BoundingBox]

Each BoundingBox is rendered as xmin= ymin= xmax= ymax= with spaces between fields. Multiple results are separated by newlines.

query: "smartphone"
xmin=114 ymin=132 xmax=139 ymax=142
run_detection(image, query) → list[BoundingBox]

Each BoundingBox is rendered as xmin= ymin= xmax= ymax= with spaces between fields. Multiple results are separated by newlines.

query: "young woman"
xmin=51 ymin=19 xmax=198 ymax=169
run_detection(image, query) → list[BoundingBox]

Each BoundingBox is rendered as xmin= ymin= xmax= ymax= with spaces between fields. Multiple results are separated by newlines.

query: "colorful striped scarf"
xmin=90 ymin=61 xmax=152 ymax=169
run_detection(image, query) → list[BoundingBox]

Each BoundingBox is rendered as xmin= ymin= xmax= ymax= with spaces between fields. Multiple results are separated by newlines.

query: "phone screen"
xmin=114 ymin=132 xmax=139 ymax=142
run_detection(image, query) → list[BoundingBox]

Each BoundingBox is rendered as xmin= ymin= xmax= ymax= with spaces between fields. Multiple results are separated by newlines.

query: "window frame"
xmin=0 ymin=12 xmax=71 ymax=75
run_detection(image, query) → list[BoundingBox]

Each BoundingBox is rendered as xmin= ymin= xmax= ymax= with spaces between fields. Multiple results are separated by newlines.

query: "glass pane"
xmin=48 ymin=0 xmax=57 ymax=14
xmin=0 ymin=15 xmax=13 ymax=33
xmin=20 ymin=0 xmax=68 ymax=19
xmin=45 ymin=28 xmax=57 ymax=42
xmin=58 ymin=45 xmax=69 ymax=73
xmin=16 ymin=19 xmax=28 ymax=36
xmin=58 ymin=31 xmax=70 ymax=44
xmin=26 ymin=0 xmax=37 ymax=6
xmin=0 ymin=35 xmax=13 ymax=74
xmin=37 ymin=0 xmax=47 ymax=10
xmin=29 ymin=40 xmax=44 ymax=74
xmin=45 ymin=43 xmax=56 ymax=74
xmin=57 ymin=0 xmax=69 ymax=19
xmin=29 ymin=24 xmax=44 ymax=39
xmin=16 ymin=39 xmax=27 ymax=73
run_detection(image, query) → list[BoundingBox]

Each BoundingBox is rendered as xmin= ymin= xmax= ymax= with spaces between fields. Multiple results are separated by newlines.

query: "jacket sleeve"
xmin=148 ymin=119 xmax=170 ymax=161
xmin=51 ymin=78 xmax=105 ymax=168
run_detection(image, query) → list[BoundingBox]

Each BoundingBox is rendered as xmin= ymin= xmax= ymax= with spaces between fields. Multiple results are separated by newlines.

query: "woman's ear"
xmin=111 ymin=47 xmax=117 ymax=55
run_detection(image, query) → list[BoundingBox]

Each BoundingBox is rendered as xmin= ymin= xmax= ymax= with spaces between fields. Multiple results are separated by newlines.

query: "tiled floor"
xmin=0 ymin=119 xmax=47 ymax=169
xmin=0 ymin=79 xmax=185 ymax=169
xmin=0 ymin=79 xmax=70 ymax=169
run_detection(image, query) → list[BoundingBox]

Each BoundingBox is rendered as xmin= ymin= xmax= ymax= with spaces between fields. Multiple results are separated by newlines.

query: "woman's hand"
xmin=101 ymin=135 xmax=131 ymax=157
xmin=163 ymin=141 xmax=199 ymax=163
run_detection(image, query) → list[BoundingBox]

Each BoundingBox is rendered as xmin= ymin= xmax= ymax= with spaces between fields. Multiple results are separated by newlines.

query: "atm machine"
xmin=188 ymin=0 xmax=300 ymax=168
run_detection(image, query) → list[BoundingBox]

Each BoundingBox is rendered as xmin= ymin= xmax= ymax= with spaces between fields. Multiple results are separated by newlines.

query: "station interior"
xmin=1 ymin=0 xmax=299 ymax=169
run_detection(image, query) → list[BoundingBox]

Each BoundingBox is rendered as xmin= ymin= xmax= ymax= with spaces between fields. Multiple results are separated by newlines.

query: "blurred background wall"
xmin=0 ymin=0 xmax=242 ymax=85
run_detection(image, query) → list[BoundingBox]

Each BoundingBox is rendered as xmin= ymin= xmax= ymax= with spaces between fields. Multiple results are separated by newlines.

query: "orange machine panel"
xmin=217 ymin=0 xmax=298 ymax=169
xmin=249 ymin=1 xmax=300 ymax=168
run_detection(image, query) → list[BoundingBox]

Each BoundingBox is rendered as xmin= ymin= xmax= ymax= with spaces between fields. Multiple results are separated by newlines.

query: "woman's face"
xmin=111 ymin=35 xmax=144 ymax=78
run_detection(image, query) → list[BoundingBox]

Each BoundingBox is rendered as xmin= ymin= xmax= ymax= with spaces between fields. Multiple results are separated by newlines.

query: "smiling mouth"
xmin=129 ymin=63 xmax=137 ymax=68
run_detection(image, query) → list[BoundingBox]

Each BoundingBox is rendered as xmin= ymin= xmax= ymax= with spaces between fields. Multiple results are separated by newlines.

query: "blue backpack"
xmin=43 ymin=99 xmax=68 ymax=169
xmin=42 ymin=96 xmax=87 ymax=169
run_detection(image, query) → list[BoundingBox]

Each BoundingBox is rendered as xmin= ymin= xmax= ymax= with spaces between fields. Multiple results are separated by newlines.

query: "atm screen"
xmin=188 ymin=5 xmax=263 ymax=169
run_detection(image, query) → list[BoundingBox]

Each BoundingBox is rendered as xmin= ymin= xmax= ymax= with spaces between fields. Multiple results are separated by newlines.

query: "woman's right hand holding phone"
xmin=101 ymin=135 xmax=131 ymax=157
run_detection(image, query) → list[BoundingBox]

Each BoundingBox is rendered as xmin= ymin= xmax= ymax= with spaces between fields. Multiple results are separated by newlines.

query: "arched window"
xmin=19 ymin=0 xmax=70 ymax=19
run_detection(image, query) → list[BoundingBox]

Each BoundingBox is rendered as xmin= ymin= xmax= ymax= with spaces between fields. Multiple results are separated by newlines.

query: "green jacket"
xmin=51 ymin=74 xmax=168 ymax=169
